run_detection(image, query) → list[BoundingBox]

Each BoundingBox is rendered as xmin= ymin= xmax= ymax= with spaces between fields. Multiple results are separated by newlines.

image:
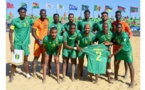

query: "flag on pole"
xmin=94 ymin=5 xmax=101 ymax=11
xmin=69 ymin=4 xmax=77 ymax=10
xmin=32 ymin=2 xmax=39 ymax=8
xmin=81 ymin=5 xmax=89 ymax=11
xmin=9 ymin=12 xmax=13 ymax=17
xmin=130 ymin=7 xmax=138 ymax=13
xmin=57 ymin=4 xmax=64 ymax=10
xmin=7 ymin=2 xmax=14 ymax=8
xmin=46 ymin=3 xmax=53 ymax=9
xmin=105 ymin=5 xmax=113 ymax=12
xmin=21 ymin=3 xmax=27 ymax=8
xmin=118 ymin=6 xmax=125 ymax=12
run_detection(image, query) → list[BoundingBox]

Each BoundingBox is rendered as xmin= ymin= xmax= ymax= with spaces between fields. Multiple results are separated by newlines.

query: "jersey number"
xmin=96 ymin=52 xmax=102 ymax=61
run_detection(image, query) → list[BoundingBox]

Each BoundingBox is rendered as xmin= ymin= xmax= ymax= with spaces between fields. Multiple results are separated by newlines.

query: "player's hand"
xmin=38 ymin=40 xmax=43 ymax=47
xmin=10 ymin=44 xmax=14 ymax=53
xmin=108 ymin=54 xmax=113 ymax=59
xmin=76 ymin=44 xmax=82 ymax=52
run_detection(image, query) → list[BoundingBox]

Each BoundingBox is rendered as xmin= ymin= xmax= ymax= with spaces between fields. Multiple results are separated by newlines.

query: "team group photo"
xmin=6 ymin=0 xmax=140 ymax=90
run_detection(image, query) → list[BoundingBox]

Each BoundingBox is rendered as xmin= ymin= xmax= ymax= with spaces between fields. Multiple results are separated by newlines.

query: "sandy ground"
xmin=6 ymin=33 xmax=140 ymax=90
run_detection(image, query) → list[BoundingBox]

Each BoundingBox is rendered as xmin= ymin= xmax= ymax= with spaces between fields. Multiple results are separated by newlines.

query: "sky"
xmin=6 ymin=0 xmax=140 ymax=18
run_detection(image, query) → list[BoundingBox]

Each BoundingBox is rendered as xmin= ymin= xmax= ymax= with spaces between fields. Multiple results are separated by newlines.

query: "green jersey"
xmin=78 ymin=19 xmax=95 ymax=32
xmin=82 ymin=43 xmax=110 ymax=74
xmin=96 ymin=31 xmax=113 ymax=44
xmin=10 ymin=17 xmax=33 ymax=45
xmin=114 ymin=32 xmax=132 ymax=52
xmin=63 ymin=30 xmax=80 ymax=47
xmin=48 ymin=22 xmax=64 ymax=35
xmin=64 ymin=22 xmax=78 ymax=32
xmin=43 ymin=35 xmax=62 ymax=50
xmin=94 ymin=20 xmax=113 ymax=32
xmin=78 ymin=32 xmax=95 ymax=48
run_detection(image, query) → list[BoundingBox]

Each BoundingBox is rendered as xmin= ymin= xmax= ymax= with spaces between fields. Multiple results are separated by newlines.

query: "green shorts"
xmin=14 ymin=43 xmax=30 ymax=56
xmin=78 ymin=51 xmax=86 ymax=59
xmin=116 ymin=50 xmax=133 ymax=63
xmin=62 ymin=49 xmax=76 ymax=58
xmin=46 ymin=49 xmax=58 ymax=56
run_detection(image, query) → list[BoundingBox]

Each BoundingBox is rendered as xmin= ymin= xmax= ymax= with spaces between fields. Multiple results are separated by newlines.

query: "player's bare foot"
xmin=71 ymin=77 xmax=76 ymax=82
xmin=93 ymin=79 xmax=98 ymax=84
xmin=128 ymin=83 xmax=134 ymax=88
xmin=42 ymin=79 xmax=46 ymax=83
xmin=33 ymin=72 xmax=37 ymax=78
xmin=57 ymin=79 xmax=61 ymax=84
xmin=124 ymin=74 xmax=127 ymax=79
xmin=9 ymin=75 xmax=14 ymax=83
xmin=62 ymin=77 xmax=66 ymax=82
xmin=108 ymin=79 xmax=113 ymax=84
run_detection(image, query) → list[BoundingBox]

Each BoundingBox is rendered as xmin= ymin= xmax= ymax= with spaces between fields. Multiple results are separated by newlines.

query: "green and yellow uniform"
xmin=49 ymin=22 xmax=64 ymax=35
xmin=62 ymin=30 xmax=80 ymax=58
xmin=94 ymin=20 xmax=113 ymax=32
xmin=43 ymin=35 xmax=62 ymax=56
xmin=82 ymin=43 xmax=110 ymax=74
xmin=77 ymin=32 xmax=95 ymax=58
xmin=78 ymin=19 xmax=95 ymax=32
xmin=114 ymin=32 xmax=133 ymax=63
xmin=10 ymin=17 xmax=33 ymax=55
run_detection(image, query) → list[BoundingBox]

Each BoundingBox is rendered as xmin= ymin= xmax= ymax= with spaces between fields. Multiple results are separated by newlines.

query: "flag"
xmin=69 ymin=4 xmax=77 ymax=10
xmin=81 ymin=5 xmax=89 ymax=11
xmin=94 ymin=5 xmax=101 ymax=11
xmin=118 ymin=6 xmax=125 ymax=12
xmin=105 ymin=5 xmax=113 ymax=12
xmin=130 ymin=7 xmax=138 ymax=13
xmin=21 ymin=3 xmax=27 ymax=8
xmin=46 ymin=3 xmax=53 ymax=9
xmin=7 ymin=2 xmax=14 ymax=8
xmin=32 ymin=2 xmax=39 ymax=8
xmin=57 ymin=4 xmax=64 ymax=10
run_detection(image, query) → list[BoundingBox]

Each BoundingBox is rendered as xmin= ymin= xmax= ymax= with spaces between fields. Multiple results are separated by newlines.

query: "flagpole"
xmin=56 ymin=9 xmax=58 ymax=13
xmin=80 ymin=5 xmax=82 ymax=17
xmin=31 ymin=7 xmax=33 ymax=15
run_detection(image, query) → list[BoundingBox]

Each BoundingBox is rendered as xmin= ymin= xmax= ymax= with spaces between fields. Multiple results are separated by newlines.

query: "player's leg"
xmin=126 ymin=51 xmax=135 ymax=88
xmin=71 ymin=58 xmax=76 ymax=81
xmin=48 ymin=55 xmax=52 ymax=76
xmin=114 ymin=60 xmax=121 ymax=80
xmin=78 ymin=52 xmax=84 ymax=79
xmin=42 ymin=53 xmax=51 ymax=83
xmin=23 ymin=45 xmax=31 ymax=78
xmin=9 ymin=64 xmax=16 ymax=82
xmin=128 ymin=63 xmax=135 ymax=88
xmin=32 ymin=56 xmax=39 ymax=77
xmin=107 ymin=62 xmax=113 ymax=84
xmin=124 ymin=61 xmax=128 ymax=78
xmin=70 ymin=50 xmax=77 ymax=82
xmin=62 ymin=49 xmax=69 ymax=81
xmin=54 ymin=55 xmax=60 ymax=84
xmin=94 ymin=74 xmax=98 ymax=83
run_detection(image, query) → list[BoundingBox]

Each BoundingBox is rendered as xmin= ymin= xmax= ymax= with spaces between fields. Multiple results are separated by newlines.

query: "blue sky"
xmin=6 ymin=0 xmax=140 ymax=18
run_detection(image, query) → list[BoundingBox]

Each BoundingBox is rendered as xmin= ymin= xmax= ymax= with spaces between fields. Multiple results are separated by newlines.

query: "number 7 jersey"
xmin=82 ymin=43 xmax=110 ymax=74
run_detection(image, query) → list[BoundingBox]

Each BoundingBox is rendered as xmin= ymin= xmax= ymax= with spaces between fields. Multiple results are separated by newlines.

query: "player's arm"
xmin=56 ymin=44 xmax=62 ymax=56
xmin=63 ymin=42 xmax=76 ymax=50
xmin=125 ymin=23 xmax=133 ymax=38
xmin=9 ymin=20 xmax=15 ymax=52
xmin=109 ymin=45 xmax=123 ymax=58
xmin=9 ymin=29 xmax=14 ymax=52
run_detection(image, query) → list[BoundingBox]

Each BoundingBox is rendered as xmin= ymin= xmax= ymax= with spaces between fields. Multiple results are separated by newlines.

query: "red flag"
xmin=7 ymin=2 xmax=14 ymax=8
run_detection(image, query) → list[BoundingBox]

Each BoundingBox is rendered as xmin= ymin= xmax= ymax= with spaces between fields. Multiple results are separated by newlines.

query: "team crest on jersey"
xmin=52 ymin=44 xmax=56 ymax=47
xmin=49 ymin=42 xmax=51 ymax=44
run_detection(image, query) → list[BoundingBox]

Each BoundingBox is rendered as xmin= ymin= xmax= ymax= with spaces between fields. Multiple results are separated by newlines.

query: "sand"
xmin=6 ymin=33 xmax=140 ymax=90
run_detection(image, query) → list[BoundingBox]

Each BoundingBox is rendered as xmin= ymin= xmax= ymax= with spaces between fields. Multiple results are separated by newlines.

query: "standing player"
xmin=77 ymin=24 xmax=95 ymax=79
xmin=112 ymin=11 xmax=133 ymax=78
xmin=49 ymin=13 xmax=65 ymax=36
xmin=95 ymin=23 xmax=113 ymax=83
xmin=9 ymin=7 xmax=33 ymax=82
xmin=94 ymin=12 xmax=113 ymax=32
xmin=62 ymin=23 xmax=79 ymax=82
xmin=78 ymin=10 xmax=95 ymax=32
xmin=109 ymin=23 xmax=135 ymax=88
xmin=64 ymin=13 xmax=78 ymax=32
xmin=31 ymin=9 xmax=49 ymax=77
xmin=42 ymin=27 xmax=62 ymax=84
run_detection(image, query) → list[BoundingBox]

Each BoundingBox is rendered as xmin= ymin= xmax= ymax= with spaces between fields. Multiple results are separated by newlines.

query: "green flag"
xmin=94 ymin=5 xmax=101 ymax=11
xmin=81 ymin=5 xmax=89 ymax=11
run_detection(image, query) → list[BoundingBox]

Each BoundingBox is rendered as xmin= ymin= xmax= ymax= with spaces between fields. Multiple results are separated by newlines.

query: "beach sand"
xmin=6 ymin=33 xmax=140 ymax=90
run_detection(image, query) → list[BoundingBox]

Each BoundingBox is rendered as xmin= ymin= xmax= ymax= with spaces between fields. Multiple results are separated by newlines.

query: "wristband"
xmin=73 ymin=47 xmax=77 ymax=50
